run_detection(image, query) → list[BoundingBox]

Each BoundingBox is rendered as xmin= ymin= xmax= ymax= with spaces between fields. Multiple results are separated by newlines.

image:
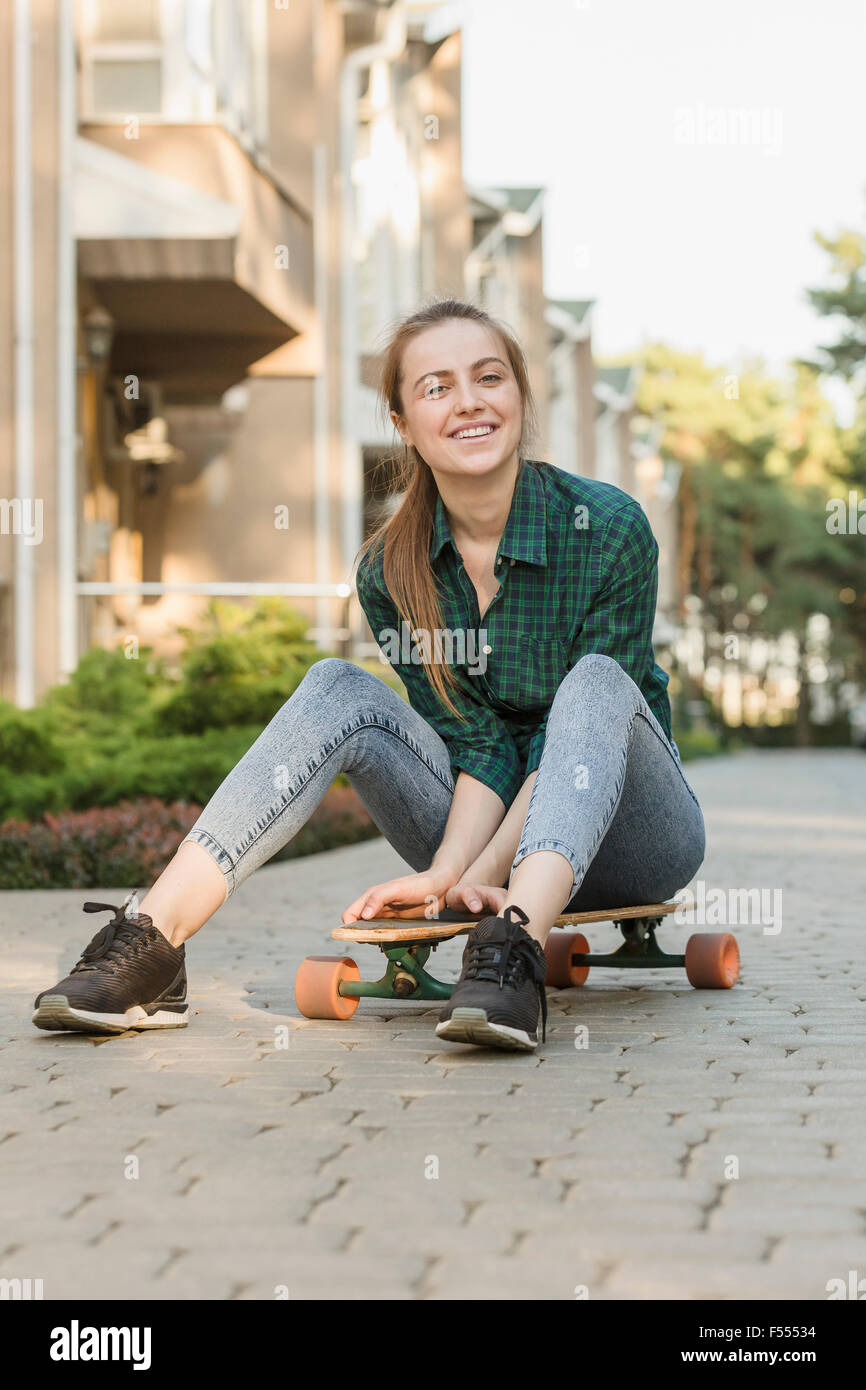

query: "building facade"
xmin=0 ymin=0 xmax=679 ymax=705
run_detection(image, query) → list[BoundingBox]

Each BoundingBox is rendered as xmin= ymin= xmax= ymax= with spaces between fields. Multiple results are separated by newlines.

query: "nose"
xmin=452 ymin=376 xmax=487 ymax=414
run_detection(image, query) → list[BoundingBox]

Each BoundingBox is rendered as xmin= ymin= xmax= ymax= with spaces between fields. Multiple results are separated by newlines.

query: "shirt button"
xmin=482 ymin=643 xmax=492 ymax=655
xmin=509 ymin=557 xmax=515 ymax=565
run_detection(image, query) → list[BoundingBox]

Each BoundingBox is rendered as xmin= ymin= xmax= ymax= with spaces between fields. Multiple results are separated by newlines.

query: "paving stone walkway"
xmin=1 ymin=749 xmax=864 ymax=1300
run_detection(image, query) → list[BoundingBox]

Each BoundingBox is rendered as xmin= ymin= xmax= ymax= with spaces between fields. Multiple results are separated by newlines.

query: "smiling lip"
xmin=449 ymin=423 xmax=499 ymax=440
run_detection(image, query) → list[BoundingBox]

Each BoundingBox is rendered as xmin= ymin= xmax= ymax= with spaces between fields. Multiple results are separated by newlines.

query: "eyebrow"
xmin=412 ymin=357 xmax=508 ymax=393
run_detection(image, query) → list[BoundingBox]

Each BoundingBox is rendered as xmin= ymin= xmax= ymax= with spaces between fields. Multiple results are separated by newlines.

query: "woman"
xmin=33 ymin=299 xmax=705 ymax=1053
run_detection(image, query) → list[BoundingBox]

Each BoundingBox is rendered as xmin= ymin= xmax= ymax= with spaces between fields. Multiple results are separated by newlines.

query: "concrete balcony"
xmin=76 ymin=127 xmax=315 ymax=400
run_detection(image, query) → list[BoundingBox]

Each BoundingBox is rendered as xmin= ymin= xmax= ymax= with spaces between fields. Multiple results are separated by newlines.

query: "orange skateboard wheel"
xmin=294 ymin=955 xmax=361 ymax=1019
xmin=545 ymin=931 xmax=590 ymax=989
xmin=684 ymin=933 xmax=740 ymax=989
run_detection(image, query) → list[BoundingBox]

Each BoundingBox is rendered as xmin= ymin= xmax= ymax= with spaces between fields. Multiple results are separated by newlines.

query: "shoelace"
xmin=463 ymin=905 xmax=548 ymax=1041
xmin=71 ymin=901 xmax=152 ymax=975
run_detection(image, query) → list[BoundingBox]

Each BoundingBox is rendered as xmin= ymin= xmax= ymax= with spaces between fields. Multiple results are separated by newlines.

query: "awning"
xmin=74 ymin=135 xmax=241 ymax=240
xmin=75 ymin=133 xmax=314 ymax=399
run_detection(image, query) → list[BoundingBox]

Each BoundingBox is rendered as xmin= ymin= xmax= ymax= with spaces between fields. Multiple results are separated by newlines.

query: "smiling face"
xmin=391 ymin=318 xmax=523 ymax=481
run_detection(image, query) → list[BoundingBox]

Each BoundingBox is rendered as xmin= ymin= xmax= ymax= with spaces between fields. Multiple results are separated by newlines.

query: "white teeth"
xmin=452 ymin=425 xmax=495 ymax=439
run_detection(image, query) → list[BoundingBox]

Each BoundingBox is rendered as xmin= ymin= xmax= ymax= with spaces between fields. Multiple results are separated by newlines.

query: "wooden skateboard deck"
xmin=331 ymin=900 xmax=683 ymax=944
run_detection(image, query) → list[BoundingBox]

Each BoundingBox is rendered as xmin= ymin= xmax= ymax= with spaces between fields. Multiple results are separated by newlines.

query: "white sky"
xmin=460 ymin=0 xmax=866 ymax=415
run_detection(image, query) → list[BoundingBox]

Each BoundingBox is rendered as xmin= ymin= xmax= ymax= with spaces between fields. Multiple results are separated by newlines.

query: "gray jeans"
xmin=181 ymin=653 xmax=706 ymax=909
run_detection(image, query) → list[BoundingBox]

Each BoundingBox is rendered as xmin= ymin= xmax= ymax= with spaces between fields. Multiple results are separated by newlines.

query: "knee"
xmin=300 ymin=656 xmax=369 ymax=689
xmin=557 ymin=652 xmax=626 ymax=697
xmin=573 ymin=653 xmax=623 ymax=677
xmin=290 ymin=656 xmax=379 ymax=710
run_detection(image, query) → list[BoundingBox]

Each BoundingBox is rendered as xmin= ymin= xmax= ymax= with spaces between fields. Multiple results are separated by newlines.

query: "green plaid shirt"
xmin=355 ymin=457 xmax=674 ymax=808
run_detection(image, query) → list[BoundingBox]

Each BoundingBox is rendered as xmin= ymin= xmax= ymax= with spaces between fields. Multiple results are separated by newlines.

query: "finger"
xmin=343 ymin=885 xmax=385 ymax=923
xmin=453 ymin=884 xmax=484 ymax=912
xmin=360 ymin=882 xmax=411 ymax=918
xmin=391 ymin=901 xmax=433 ymax=921
xmin=363 ymin=877 xmax=431 ymax=918
xmin=342 ymin=884 xmax=385 ymax=922
xmin=346 ymin=903 xmax=379 ymax=923
xmin=359 ymin=893 xmax=384 ymax=919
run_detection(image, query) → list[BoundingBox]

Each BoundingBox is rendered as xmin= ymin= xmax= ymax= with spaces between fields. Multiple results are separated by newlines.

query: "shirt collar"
xmin=428 ymin=457 xmax=548 ymax=567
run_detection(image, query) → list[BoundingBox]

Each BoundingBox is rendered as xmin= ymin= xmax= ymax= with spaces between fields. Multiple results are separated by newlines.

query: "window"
xmin=79 ymin=0 xmax=268 ymax=151
xmin=81 ymin=0 xmax=163 ymax=116
xmin=90 ymin=59 xmax=163 ymax=115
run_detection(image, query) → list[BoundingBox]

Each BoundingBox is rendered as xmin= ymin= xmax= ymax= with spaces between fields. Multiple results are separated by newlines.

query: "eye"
xmin=422 ymin=375 xmax=497 ymax=397
xmin=423 ymin=373 xmax=502 ymax=399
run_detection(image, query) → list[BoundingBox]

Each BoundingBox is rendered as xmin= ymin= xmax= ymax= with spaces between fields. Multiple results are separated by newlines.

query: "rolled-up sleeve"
xmin=355 ymin=563 xmax=523 ymax=807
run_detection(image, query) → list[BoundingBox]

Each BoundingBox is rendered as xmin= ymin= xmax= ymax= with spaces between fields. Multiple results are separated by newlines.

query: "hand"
xmin=341 ymin=868 xmax=457 ymax=924
xmin=445 ymin=881 xmax=507 ymax=917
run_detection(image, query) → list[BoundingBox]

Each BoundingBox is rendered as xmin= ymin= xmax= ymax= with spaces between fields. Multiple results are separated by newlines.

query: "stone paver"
xmin=1 ymin=749 xmax=864 ymax=1300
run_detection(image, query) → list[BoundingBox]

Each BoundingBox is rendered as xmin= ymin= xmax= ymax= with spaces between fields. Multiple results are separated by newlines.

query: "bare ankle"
xmin=150 ymin=915 xmax=179 ymax=947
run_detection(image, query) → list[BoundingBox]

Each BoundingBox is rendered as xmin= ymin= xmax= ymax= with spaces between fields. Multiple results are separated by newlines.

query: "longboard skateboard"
xmin=294 ymin=902 xmax=740 ymax=1020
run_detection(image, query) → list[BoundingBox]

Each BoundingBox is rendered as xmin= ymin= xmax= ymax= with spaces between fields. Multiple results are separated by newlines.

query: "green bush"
xmin=0 ymin=788 xmax=380 ymax=890
xmin=0 ymin=597 xmax=411 ymax=821
xmin=0 ymin=799 xmax=200 ymax=890
xmin=58 ymin=726 xmax=268 ymax=811
xmin=41 ymin=644 xmax=171 ymax=737
xmin=0 ymin=701 xmax=66 ymax=775
xmin=0 ymin=660 xmax=405 ymax=825
xmin=0 ymin=724 xmax=285 ymax=821
xmin=0 ymin=600 xmax=405 ymax=884
xmin=674 ymin=729 xmax=728 ymax=761
xmin=152 ymin=598 xmax=323 ymax=734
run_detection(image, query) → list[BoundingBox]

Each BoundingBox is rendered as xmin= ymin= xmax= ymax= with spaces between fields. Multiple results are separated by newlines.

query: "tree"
xmin=635 ymin=345 xmax=855 ymax=741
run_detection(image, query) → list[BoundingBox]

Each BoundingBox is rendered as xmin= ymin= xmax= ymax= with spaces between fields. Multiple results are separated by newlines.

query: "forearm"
xmin=459 ymin=770 xmax=538 ymax=887
xmin=430 ymin=770 xmax=508 ymax=880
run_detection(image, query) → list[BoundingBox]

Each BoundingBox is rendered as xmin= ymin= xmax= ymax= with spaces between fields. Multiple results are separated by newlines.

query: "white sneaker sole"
xmin=435 ymin=1007 xmax=537 ymax=1052
xmin=32 ymin=995 xmax=188 ymax=1035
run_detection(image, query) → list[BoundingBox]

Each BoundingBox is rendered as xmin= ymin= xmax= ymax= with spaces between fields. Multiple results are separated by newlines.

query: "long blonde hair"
xmin=354 ymin=298 xmax=539 ymax=719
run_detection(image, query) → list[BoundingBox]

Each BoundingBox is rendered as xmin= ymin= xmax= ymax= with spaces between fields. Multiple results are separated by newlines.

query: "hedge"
xmin=0 ymin=786 xmax=380 ymax=890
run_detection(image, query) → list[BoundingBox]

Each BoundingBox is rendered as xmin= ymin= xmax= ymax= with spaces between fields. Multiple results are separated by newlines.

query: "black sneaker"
xmin=32 ymin=898 xmax=188 ymax=1036
xmin=435 ymin=905 xmax=548 ymax=1052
